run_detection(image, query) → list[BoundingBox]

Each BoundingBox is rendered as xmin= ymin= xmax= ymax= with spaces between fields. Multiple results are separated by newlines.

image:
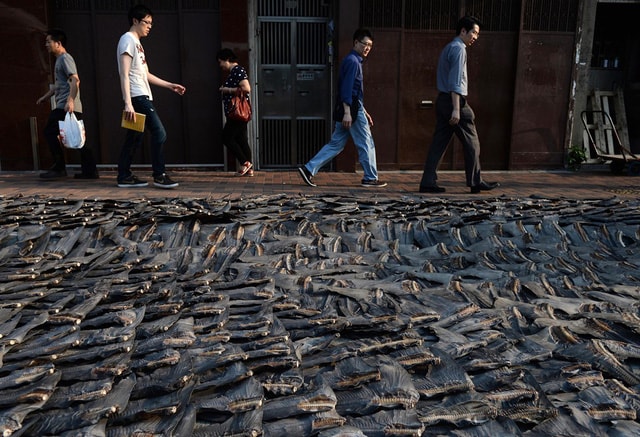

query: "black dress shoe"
xmin=419 ymin=185 xmax=446 ymax=193
xmin=470 ymin=181 xmax=500 ymax=193
xmin=74 ymin=171 xmax=100 ymax=179
xmin=40 ymin=169 xmax=67 ymax=179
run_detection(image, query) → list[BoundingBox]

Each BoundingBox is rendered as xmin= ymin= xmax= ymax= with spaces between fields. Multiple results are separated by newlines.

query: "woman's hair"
xmin=216 ymin=48 xmax=238 ymax=62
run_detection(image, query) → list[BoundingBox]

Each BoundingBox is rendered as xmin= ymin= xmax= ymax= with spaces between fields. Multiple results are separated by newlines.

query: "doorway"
xmin=590 ymin=3 xmax=640 ymax=153
xmin=256 ymin=0 xmax=333 ymax=168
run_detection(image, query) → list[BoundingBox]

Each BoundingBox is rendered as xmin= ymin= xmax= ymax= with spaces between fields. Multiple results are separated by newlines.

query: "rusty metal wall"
xmin=360 ymin=0 xmax=578 ymax=171
xmin=509 ymin=0 xmax=578 ymax=169
xmin=360 ymin=0 xmax=521 ymax=170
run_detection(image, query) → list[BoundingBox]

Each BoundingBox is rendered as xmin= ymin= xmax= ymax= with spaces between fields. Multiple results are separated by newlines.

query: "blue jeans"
xmin=305 ymin=103 xmax=379 ymax=181
xmin=118 ymin=95 xmax=167 ymax=181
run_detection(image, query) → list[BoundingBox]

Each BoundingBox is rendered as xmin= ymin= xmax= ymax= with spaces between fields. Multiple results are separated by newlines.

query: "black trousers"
xmin=420 ymin=92 xmax=482 ymax=188
xmin=222 ymin=118 xmax=252 ymax=165
xmin=43 ymin=108 xmax=97 ymax=173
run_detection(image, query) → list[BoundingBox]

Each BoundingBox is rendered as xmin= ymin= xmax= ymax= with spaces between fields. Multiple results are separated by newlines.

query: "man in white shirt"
xmin=116 ymin=4 xmax=185 ymax=188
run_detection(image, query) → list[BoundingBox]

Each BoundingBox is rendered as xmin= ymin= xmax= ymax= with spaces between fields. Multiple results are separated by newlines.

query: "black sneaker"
xmin=361 ymin=179 xmax=387 ymax=187
xmin=117 ymin=175 xmax=148 ymax=188
xmin=153 ymin=173 xmax=179 ymax=189
xmin=298 ymin=167 xmax=316 ymax=187
xmin=40 ymin=168 xmax=67 ymax=179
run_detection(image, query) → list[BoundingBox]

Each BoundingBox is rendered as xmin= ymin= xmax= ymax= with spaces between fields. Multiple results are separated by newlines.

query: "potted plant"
xmin=568 ymin=144 xmax=587 ymax=171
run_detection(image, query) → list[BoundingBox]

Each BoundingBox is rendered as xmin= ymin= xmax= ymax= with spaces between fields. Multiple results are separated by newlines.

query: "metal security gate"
xmin=257 ymin=1 xmax=333 ymax=168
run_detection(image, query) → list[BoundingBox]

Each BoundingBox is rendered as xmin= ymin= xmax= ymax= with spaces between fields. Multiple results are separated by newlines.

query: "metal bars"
xmin=404 ymin=0 xmax=458 ymax=30
xmin=362 ymin=0 xmax=577 ymax=32
xmin=54 ymin=0 xmax=219 ymax=11
xmin=297 ymin=21 xmax=328 ymax=66
xmin=260 ymin=21 xmax=292 ymax=65
xmin=296 ymin=119 xmax=328 ymax=165
xmin=260 ymin=119 xmax=292 ymax=166
xmin=360 ymin=0 xmax=403 ymax=29
xmin=362 ymin=0 xmax=518 ymax=31
xmin=258 ymin=0 xmax=331 ymax=18
xmin=523 ymin=0 xmax=578 ymax=32
xmin=465 ymin=0 xmax=520 ymax=31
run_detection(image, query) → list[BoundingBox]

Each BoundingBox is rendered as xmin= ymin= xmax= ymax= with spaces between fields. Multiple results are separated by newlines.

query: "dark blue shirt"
xmin=338 ymin=49 xmax=364 ymax=106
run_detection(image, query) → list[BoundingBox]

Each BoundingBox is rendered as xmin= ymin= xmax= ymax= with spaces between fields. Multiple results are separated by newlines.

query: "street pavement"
xmin=1 ymin=167 xmax=639 ymax=201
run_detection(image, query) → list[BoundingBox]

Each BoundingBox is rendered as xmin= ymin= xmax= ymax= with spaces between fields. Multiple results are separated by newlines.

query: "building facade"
xmin=1 ymin=0 xmax=638 ymax=172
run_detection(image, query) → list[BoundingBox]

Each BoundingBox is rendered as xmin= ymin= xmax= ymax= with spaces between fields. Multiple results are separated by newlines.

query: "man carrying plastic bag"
xmin=36 ymin=29 xmax=99 ymax=179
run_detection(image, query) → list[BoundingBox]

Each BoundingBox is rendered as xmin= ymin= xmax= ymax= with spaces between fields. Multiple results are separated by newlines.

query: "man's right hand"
xmin=449 ymin=109 xmax=460 ymax=125
xmin=123 ymin=103 xmax=136 ymax=122
xmin=342 ymin=113 xmax=352 ymax=128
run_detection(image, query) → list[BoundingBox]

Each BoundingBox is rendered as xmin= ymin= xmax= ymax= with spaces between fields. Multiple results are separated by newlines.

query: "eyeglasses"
xmin=358 ymin=40 xmax=373 ymax=48
xmin=140 ymin=19 xmax=153 ymax=27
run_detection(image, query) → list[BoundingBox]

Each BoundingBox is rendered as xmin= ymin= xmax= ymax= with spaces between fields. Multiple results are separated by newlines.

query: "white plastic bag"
xmin=58 ymin=112 xmax=86 ymax=149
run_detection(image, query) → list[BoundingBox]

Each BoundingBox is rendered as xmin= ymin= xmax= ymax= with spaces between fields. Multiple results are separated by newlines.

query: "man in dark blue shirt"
xmin=298 ymin=29 xmax=387 ymax=188
xmin=419 ymin=16 xmax=499 ymax=194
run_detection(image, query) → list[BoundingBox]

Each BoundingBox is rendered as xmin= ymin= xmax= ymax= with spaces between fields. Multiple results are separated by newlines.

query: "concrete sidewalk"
xmin=0 ymin=168 xmax=638 ymax=200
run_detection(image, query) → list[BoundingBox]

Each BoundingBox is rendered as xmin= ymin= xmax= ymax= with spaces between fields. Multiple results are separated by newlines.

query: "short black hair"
xmin=352 ymin=28 xmax=372 ymax=43
xmin=46 ymin=28 xmax=67 ymax=47
xmin=456 ymin=16 xmax=482 ymax=35
xmin=216 ymin=48 xmax=238 ymax=62
xmin=128 ymin=4 xmax=153 ymax=26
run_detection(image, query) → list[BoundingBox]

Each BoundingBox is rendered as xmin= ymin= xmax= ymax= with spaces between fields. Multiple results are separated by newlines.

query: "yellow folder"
xmin=121 ymin=111 xmax=146 ymax=132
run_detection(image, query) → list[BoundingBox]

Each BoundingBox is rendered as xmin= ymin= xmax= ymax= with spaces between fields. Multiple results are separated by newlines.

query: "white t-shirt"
xmin=117 ymin=32 xmax=153 ymax=100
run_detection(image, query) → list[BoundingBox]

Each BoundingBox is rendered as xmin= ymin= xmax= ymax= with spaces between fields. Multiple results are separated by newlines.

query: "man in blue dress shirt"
xmin=419 ymin=16 xmax=499 ymax=194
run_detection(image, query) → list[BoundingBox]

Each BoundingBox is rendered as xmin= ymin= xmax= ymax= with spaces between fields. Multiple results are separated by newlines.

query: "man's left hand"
xmin=171 ymin=84 xmax=186 ymax=95
xmin=365 ymin=112 xmax=373 ymax=127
